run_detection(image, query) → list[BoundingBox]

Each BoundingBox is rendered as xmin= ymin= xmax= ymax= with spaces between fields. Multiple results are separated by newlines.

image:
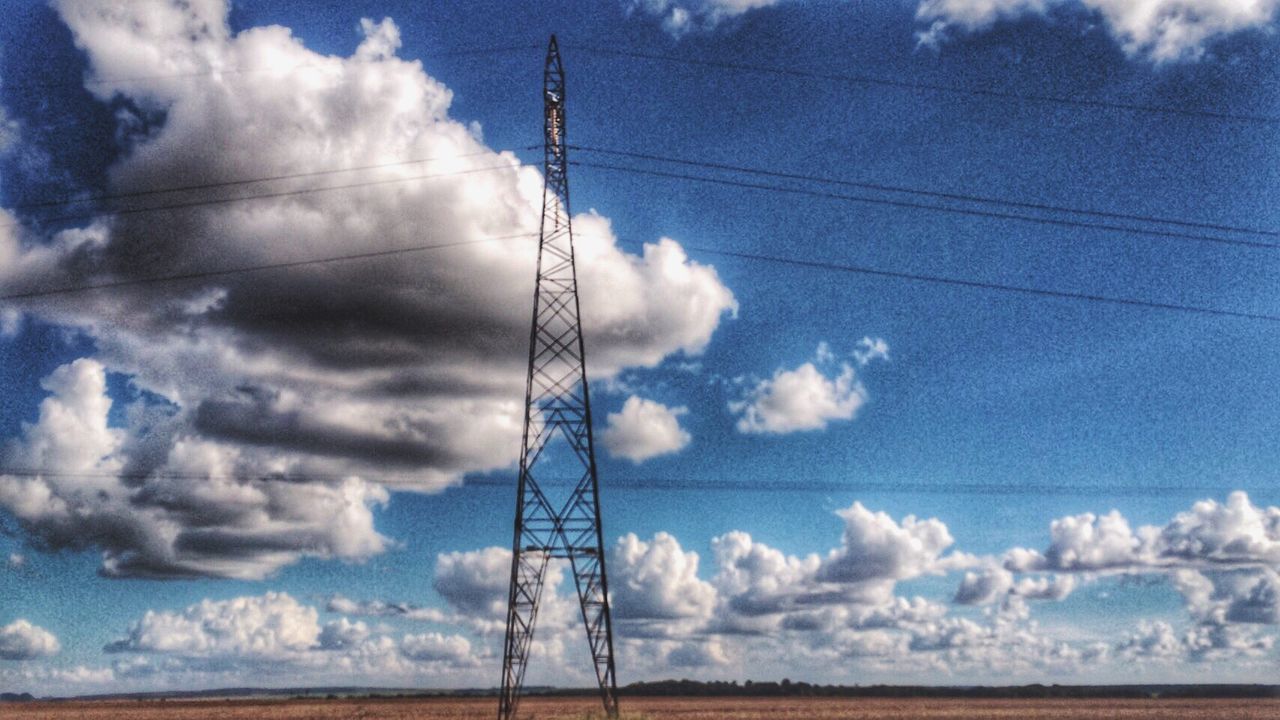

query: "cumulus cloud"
xmin=611 ymin=532 xmax=717 ymax=622
xmin=427 ymin=503 xmax=981 ymax=663
xmin=0 ymin=664 xmax=115 ymax=695
xmin=430 ymin=545 xmax=589 ymax=680
xmin=1013 ymin=574 xmax=1076 ymax=601
xmin=624 ymin=0 xmax=785 ymax=37
xmin=1169 ymin=567 xmax=1280 ymax=629
xmin=400 ymin=632 xmax=478 ymax=666
xmin=318 ymin=618 xmax=371 ymax=651
xmin=819 ymin=502 xmax=967 ymax=584
xmin=0 ymin=619 xmax=59 ymax=660
xmin=954 ymin=563 xmax=1076 ymax=605
xmin=569 ymin=507 xmax=1102 ymax=675
xmin=3 ymin=358 xmax=122 ymax=476
xmin=104 ymin=592 xmax=321 ymax=658
xmin=792 ymin=593 xmax=1102 ymax=675
xmin=1225 ymin=570 xmax=1280 ymax=625
xmin=731 ymin=346 xmax=871 ymax=434
xmin=0 ymin=0 xmax=735 ymax=578
xmin=710 ymin=530 xmax=822 ymax=623
xmin=433 ymin=547 xmax=513 ymax=619
xmin=341 ymin=499 xmax=1164 ymax=685
xmin=602 ymin=396 xmax=691 ymax=463
xmin=954 ymin=564 xmax=1014 ymax=605
xmin=1007 ymin=492 xmax=1280 ymax=574
xmin=1118 ymin=619 xmax=1274 ymax=662
xmin=666 ymin=638 xmax=730 ymax=667
xmin=1001 ymin=493 xmax=1280 ymax=641
xmin=102 ymin=592 xmax=482 ymax=681
xmin=0 ymin=359 xmax=390 ymax=580
xmin=916 ymin=0 xmax=1280 ymax=61
xmin=707 ymin=502 xmax=974 ymax=634
xmin=899 ymin=599 xmax=1095 ymax=673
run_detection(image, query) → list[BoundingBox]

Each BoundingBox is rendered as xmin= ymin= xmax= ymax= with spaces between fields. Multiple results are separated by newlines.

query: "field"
xmin=4 ymin=696 xmax=1280 ymax=719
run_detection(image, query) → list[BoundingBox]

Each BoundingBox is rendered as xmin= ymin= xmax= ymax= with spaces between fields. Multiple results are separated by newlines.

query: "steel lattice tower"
xmin=498 ymin=36 xmax=619 ymax=720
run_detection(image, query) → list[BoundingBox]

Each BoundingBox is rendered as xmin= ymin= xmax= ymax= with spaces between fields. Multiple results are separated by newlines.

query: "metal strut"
xmin=498 ymin=35 xmax=619 ymax=720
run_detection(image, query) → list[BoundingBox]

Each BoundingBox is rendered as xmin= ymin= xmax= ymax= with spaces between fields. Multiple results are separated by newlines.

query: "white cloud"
xmin=355 ymin=17 xmax=401 ymax=61
xmin=731 ymin=347 xmax=869 ymax=434
xmin=0 ymin=309 xmax=20 ymax=338
xmin=705 ymin=502 xmax=974 ymax=636
xmin=101 ymin=592 xmax=484 ymax=683
xmin=666 ymin=638 xmax=730 ymax=667
xmin=853 ymin=336 xmax=890 ymax=366
xmin=318 ymin=618 xmax=371 ymax=651
xmin=0 ymin=0 xmax=736 ymax=579
xmin=0 ymin=620 xmax=59 ymax=660
xmin=400 ymin=632 xmax=478 ymax=666
xmin=1001 ymin=493 xmax=1280 ymax=637
xmin=710 ymin=529 xmax=822 ymax=623
xmin=954 ymin=564 xmax=1014 ymax=605
xmin=611 ymin=532 xmax=717 ymax=622
xmin=1160 ymin=491 xmax=1280 ymax=566
xmin=602 ymin=396 xmax=691 ymax=463
xmin=430 ymin=545 xmax=588 ymax=683
xmin=916 ymin=0 xmax=1280 ymax=61
xmin=1012 ymin=574 xmax=1076 ymax=601
xmin=6 ymin=554 xmax=23 ymax=570
xmin=433 ymin=547 xmax=513 ymax=619
xmin=1009 ymin=492 xmax=1280 ymax=574
xmin=954 ymin=564 xmax=1076 ymax=605
xmin=818 ymin=502 xmax=966 ymax=584
xmin=1169 ymin=567 xmax=1280 ymax=628
xmin=1041 ymin=509 xmax=1148 ymax=571
xmin=1118 ymin=619 xmax=1275 ymax=662
xmin=0 ymin=664 xmax=115 ymax=695
xmin=1117 ymin=620 xmax=1186 ymax=659
xmin=625 ymin=0 xmax=785 ymax=37
xmin=104 ymin=592 xmax=320 ymax=658
xmin=0 ymin=360 xmax=391 ymax=580
xmin=4 ymin=358 xmax=122 ymax=476
xmin=1226 ymin=570 xmax=1280 ymax=625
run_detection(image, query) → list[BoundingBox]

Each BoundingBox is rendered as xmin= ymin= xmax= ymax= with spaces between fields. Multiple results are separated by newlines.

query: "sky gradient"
xmin=1 ymin=0 xmax=1280 ymax=696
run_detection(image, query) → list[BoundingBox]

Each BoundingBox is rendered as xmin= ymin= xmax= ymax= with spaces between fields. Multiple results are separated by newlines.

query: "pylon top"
xmin=546 ymin=35 xmax=562 ymax=75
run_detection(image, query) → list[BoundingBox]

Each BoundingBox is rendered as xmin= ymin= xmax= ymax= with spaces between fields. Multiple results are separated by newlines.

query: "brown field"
xmin=3 ymin=696 xmax=1280 ymax=720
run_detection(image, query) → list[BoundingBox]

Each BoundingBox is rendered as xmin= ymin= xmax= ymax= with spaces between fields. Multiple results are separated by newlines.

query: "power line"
xmin=0 ymin=144 xmax=1272 ymax=319
xmin=570 ymin=144 xmax=1280 ymax=240
xmin=0 ymin=233 xmax=537 ymax=302
xmin=15 ymin=143 xmax=1269 ymax=252
xmin=3 ymin=224 xmax=1274 ymax=323
xmin=1 ymin=44 xmax=542 ymax=94
xmin=562 ymin=43 xmax=1280 ymax=126
xmin=0 ymin=163 xmax=524 ymax=230
xmin=0 ymin=467 xmax=1256 ymax=498
xmin=8 ymin=146 xmax=538 ymax=213
xmin=640 ymin=241 xmax=1280 ymax=324
xmin=469 ymin=477 xmax=1262 ymax=498
xmin=573 ymin=160 xmax=1280 ymax=252
xmin=14 ymin=142 xmax=1268 ymax=248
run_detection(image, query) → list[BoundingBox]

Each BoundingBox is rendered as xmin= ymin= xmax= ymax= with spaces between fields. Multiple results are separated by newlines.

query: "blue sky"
xmin=1 ymin=0 xmax=1280 ymax=696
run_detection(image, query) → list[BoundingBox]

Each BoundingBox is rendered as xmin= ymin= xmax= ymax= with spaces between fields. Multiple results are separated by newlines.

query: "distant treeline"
xmin=620 ymin=679 xmax=1280 ymax=699
xmin=8 ymin=682 xmax=1280 ymax=703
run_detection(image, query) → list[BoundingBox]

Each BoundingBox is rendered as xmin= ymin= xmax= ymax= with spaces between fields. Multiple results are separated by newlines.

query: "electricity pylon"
xmin=498 ymin=35 xmax=619 ymax=720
